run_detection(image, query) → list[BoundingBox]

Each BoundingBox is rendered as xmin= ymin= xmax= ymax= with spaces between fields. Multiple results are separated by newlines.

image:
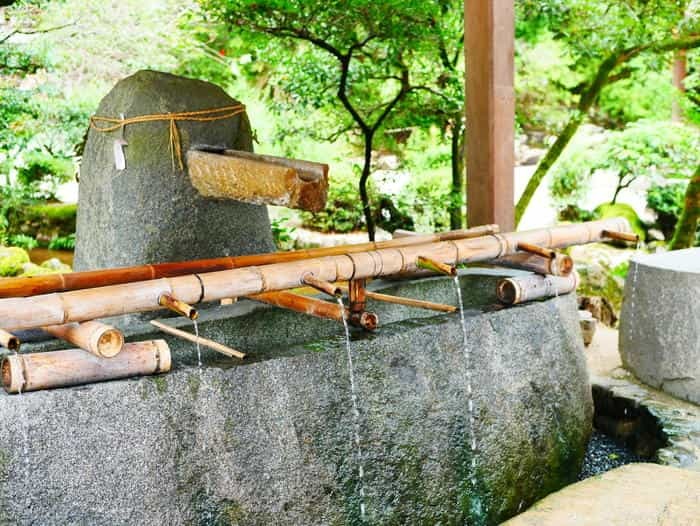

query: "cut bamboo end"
xmin=496 ymin=273 xmax=579 ymax=305
xmin=602 ymin=229 xmax=640 ymax=243
xmin=1 ymin=340 xmax=171 ymax=394
xmin=349 ymin=311 xmax=379 ymax=331
xmin=158 ymin=294 xmax=198 ymax=320
xmin=149 ymin=320 xmax=246 ymax=360
xmin=415 ymin=256 xmax=457 ymax=277
xmin=44 ymin=321 xmax=124 ymax=358
xmin=302 ymin=273 xmax=342 ymax=298
xmin=517 ymin=241 xmax=556 ymax=259
xmin=0 ymin=328 xmax=20 ymax=352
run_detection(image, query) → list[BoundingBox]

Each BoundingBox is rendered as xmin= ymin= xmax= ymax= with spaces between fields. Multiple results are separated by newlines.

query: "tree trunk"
xmin=450 ymin=118 xmax=465 ymax=230
xmin=514 ymin=53 xmax=621 ymax=226
xmin=360 ymin=131 xmax=376 ymax=241
xmin=670 ymin=165 xmax=700 ymax=250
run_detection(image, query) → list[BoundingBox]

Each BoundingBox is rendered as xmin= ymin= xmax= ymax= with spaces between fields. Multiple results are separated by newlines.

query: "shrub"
xmin=300 ymin=170 xmax=370 ymax=233
xmin=646 ymin=182 xmax=687 ymax=240
xmin=8 ymin=234 xmax=38 ymax=250
xmin=0 ymin=246 xmax=30 ymax=277
xmin=592 ymin=202 xmax=646 ymax=242
xmin=48 ymin=233 xmax=76 ymax=251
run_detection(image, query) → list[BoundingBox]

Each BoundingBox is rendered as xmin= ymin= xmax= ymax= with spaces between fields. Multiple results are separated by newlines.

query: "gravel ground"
xmin=578 ymin=430 xmax=649 ymax=480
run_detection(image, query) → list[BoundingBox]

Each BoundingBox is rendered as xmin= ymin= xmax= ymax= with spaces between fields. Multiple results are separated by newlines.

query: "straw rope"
xmin=89 ymin=105 xmax=246 ymax=171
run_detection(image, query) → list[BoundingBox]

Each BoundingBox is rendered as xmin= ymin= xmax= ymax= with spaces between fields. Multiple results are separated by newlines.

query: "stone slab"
xmin=502 ymin=463 xmax=700 ymax=526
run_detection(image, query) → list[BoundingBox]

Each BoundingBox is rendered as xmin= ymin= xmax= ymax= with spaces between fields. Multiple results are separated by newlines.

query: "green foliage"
xmin=592 ymin=202 xmax=646 ymax=242
xmin=550 ymin=122 xmax=700 ymax=207
xmin=597 ymin=67 xmax=673 ymax=125
xmin=646 ymin=182 xmax=699 ymax=245
xmin=0 ymin=246 xmax=30 ymax=277
xmin=8 ymin=234 xmax=38 ymax=250
xmin=48 ymin=233 xmax=76 ymax=251
xmin=270 ymin=217 xmax=296 ymax=251
xmin=300 ymin=171 xmax=369 ymax=233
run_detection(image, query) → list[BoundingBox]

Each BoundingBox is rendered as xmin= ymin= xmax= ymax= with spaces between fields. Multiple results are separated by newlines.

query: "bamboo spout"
xmin=158 ymin=294 xmax=198 ymax=320
xmin=44 ymin=321 xmax=124 ymax=358
xmin=0 ymin=329 xmax=19 ymax=352
xmin=149 ymin=320 xmax=246 ymax=359
xmin=602 ymin=229 xmax=639 ymax=243
xmin=517 ymin=242 xmax=556 ymax=259
xmin=416 ymin=256 xmax=457 ymax=277
xmin=302 ymin=273 xmax=342 ymax=298
xmin=1 ymin=340 xmax=171 ymax=394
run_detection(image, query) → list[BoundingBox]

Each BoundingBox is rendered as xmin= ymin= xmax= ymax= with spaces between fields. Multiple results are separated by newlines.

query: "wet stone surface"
xmin=578 ymin=430 xmax=648 ymax=480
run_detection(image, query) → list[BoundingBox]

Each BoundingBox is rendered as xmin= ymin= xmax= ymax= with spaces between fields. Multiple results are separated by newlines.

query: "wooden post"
xmin=465 ymin=0 xmax=515 ymax=230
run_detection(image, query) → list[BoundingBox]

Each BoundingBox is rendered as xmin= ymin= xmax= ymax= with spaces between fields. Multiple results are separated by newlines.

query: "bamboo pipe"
xmin=491 ymin=252 xmax=574 ymax=277
xmin=149 ymin=320 xmax=246 ymax=359
xmin=602 ymin=229 xmax=640 ymax=243
xmin=301 ymin=273 xmax=342 ymax=298
xmin=44 ymin=321 xmax=124 ymax=358
xmin=496 ymin=273 xmax=579 ymax=305
xmin=250 ymin=291 xmax=378 ymax=330
xmin=1 ymin=340 xmax=171 ymax=394
xmin=0 ymin=218 xmax=631 ymax=331
xmin=336 ymin=285 xmax=456 ymax=313
xmin=516 ymin=241 xmax=556 ymax=259
xmin=415 ymin=256 xmax=457 ymax=277
xmin=0 ymin=225 xmax=499 ymax=299
xmin=0 ymin=329 xmax=20 ymax=352
xmin=158 ymin=294 xmax=198 ymax=320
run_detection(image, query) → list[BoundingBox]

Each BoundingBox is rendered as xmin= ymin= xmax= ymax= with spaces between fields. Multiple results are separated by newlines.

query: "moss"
xmin=150 ymin=375 xmax=168 ymax=394
xmin=0 ymin=246 xmax=30 ymax=276
xmin=188 ymin=373 xmax=201 ymax=398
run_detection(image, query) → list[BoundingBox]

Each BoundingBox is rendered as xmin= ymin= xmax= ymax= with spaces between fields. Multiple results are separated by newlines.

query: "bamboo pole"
xmin=158 ymin=294 xmax=198 ymax=320
xmin=602 ymin=229 xmax=639 ymax=243
xmin=149 ymin=320 xmax=246 ymax=359
xmin=1 ymin=340 xmax=171 ymax=394
xmin=337 ymin=285 xmax=456 ymax=313
xmin=44 ymin=321 xmax=124 ymax=358
xmin=496 ymin=273 xmax=579 ymax=305
xmin=0 ymin=218 xmax=631 ymax=331
xmin=0 ymin=225 xmax=499 ymax=299
xmin=301 ymin=273 xmax=342 ymax=298
xmin=0 ymin=329 xmax=20 ymax=352
xmin=491 ymin=252 xmax=574 ymax=276
xmin=250 ymin=291 xmax=378 ymax=330
xmin=516 ymin=241 xmax=555 ymax=259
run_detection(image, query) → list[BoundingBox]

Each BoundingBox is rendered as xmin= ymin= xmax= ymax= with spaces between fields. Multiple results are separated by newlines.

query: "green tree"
xmin=201 ymin=0 xmax=462 ymax=240
xmin=514 ymin=0 xmax=700 ymax=225
xmin=670 ymin=165 xmax=700 ymax=249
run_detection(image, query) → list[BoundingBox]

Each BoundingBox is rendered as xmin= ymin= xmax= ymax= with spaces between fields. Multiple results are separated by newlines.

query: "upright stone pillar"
xmin=75 ymin=70 xmax=275 ymax=271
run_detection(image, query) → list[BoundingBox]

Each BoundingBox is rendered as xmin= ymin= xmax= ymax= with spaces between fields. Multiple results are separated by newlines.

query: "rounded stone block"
xmin=74 ymin=70 xmax=274 ymax=271
xmin=620 ymin=248 xmax=700 ymax=404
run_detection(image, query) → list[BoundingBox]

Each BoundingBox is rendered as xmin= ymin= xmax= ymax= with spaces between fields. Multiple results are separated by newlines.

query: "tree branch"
xmin=0 ymin=22 xmax=75 ymax=45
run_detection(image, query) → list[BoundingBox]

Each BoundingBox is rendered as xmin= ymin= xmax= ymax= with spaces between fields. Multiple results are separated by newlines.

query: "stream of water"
xmin=338 ymin=298 xmax=367 ymax=521
xmin=193 ymin=320 xmax=202 ymax=369
xmin=452 ymin=277 xmax=479 ymax=505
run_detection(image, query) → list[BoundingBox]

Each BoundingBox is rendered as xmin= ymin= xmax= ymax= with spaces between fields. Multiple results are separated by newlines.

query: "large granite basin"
xmin=1 ymin=270 xmax=591 ymax=525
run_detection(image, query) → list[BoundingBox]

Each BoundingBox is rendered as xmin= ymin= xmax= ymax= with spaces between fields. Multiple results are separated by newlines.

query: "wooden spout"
xmin=149 ymin=320 xmax=246 ymax=359
xmin=1 ymin=340 xmax=171 ymax=394
xmin=496 ymin=273 xmax=579 ymax=305
xmin=0 ymin=329 xmax=20 ymax=352
xmin=44 ymin=321 xmax=124 ymax=358
xmin=516 ymin=241 xmax=556 ymax=259
xmin=302 ymin=273 xmax=342 ymax=298
xmin=415 ymin=256 xmax=457 ymax=277
xmin=159 ymin=294 xmax=198 ymax=320
xmin=602 ymin=229 xmax=639 ymax=243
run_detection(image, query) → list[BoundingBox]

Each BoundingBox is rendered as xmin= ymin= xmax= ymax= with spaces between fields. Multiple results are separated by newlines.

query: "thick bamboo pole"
xmin=491 ymin=252 xmax=574 ymax=276
xmin=0 ymin=218 xmax=630 ymax=331
xmin=44 ymin=321 xmax=124 ymax=358
xmin=0 ymin=225 xmax=499 ymax=299
xmin=496 ymin=273 xmax=579 ymax=305
xmin=1 ymin=340 xmax=171 ymax=394
xmin=0 ymin=329 xmax=20 ymax=351
xmin=149 ymin=320 xmax=246 ymax=359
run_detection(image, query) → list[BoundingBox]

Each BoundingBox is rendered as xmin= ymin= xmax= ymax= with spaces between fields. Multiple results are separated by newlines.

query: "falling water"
xmin=193 ymin=319 xmax=202 ymax=369
xmin=337 ymin=298 xmax=367 ymax=520
xmin=452 ymin=277 xmax=479 ymax=502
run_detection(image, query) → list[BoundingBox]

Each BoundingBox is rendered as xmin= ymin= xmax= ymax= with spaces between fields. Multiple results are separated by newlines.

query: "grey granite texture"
xmin=0 ymin=272 xmax=592 ymax=526
xmin=74 ymin=69 xmax=274 ymax=271
xmin=619 ymin=248 xmax=700 ymax=404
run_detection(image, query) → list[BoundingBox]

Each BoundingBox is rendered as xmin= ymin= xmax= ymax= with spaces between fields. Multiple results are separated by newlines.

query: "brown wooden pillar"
xmin=465 ymin=0 xmax=515 ymax=231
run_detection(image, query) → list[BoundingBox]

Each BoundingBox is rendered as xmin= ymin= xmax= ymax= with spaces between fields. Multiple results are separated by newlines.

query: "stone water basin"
xmin=620 ymin=248 xmax=700 ymax=404
xmin=1 ymin=270 xmax=592 ymax=525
